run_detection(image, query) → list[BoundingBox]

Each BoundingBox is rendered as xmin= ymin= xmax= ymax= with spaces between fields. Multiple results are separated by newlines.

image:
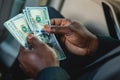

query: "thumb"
xmin=27 ymin=34 xmax=41 ymax=49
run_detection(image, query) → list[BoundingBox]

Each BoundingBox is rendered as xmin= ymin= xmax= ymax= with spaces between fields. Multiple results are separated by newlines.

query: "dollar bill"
xmin=24 ymin=7 xmax=66 ymax=60
xmin=24 ymin=7 xmax=50 ymax=32
xmin=4 ymin=13 xmax=31 ymax=48
xmin=4 ymin=7 xmax=66 ymax=60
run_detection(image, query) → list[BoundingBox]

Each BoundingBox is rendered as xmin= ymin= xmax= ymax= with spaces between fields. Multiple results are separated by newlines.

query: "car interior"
xmin=0 ymin=0 xmax=120 ymax=80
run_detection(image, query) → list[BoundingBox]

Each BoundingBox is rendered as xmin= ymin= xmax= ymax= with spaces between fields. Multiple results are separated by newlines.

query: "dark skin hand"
xmin=18 ymin=19 xmax=99 ymax=78
xmin=18 ymin=34 xmax=59 ymax=78
xmin=44 ymin=19 xmax=99 ymax=56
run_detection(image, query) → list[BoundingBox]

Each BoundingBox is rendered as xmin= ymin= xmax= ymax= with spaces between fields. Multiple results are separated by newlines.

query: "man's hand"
xmin=18 ymin=34 xmax=59 ymax=78
xmin=44 ymin=19 xmax=98 ymax=56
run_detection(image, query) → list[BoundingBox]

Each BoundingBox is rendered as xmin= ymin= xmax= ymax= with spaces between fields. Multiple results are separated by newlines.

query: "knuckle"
xmin=39 ymin=42 xmax=46 ymax=47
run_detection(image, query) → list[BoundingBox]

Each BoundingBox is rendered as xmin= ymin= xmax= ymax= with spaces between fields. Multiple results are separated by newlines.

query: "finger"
xmin=18 ymin=46 xmax=26 ymax=57
xmin=19 ymin=46 xmax=25 ymax=52
xmin=51 ymin=19 xmax=62 ymax=25
xmin=19 ymin=64 xmax=30 ymax=76
xmin=27 ymin=34 xmax=42 ymax=49
xmin=44 ymin=25 xmax=51 ymax=33
xmin=51 ymin=18 xmax=71 ymax=26
xmin=44 ymin=26 xmax=73 ymax=35
xmin=19 ymin=50 xmax=35 ymax=58
xmin=65 ymin=40 xmax=88 ymax=56
xmin=69 ymin=21 xmax=86 ymax=33
xmin=60 ymin=19 xmax=71 ymax=26
xmin=18 ymin=50 xmax=35 ymax=63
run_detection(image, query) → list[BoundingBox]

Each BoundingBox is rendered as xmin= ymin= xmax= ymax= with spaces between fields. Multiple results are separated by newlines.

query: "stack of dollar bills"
xmin=4 ymin=7 xmax=66 ymax=60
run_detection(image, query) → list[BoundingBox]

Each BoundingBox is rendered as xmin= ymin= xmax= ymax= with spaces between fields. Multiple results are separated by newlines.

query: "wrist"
xmin=36 ymin=67 xmax=70 ymax=80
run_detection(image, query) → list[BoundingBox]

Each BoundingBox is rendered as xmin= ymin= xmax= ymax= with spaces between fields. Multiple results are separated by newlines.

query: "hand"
xmin=44 ymin=19 xmax=98 ymax=56
xmin=18 ymin=34 xmax=59 ymax=78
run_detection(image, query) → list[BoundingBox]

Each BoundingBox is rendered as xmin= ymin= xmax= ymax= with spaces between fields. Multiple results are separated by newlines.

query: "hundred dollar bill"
xmin=4 ymin=13 xmax=31 ymax=48
xmin=24 ymin=7 xmax=66 ymax=60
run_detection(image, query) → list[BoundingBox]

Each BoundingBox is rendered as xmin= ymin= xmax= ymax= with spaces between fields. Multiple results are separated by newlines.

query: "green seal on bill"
xmin=36 ymin=16 xmax=41 ymax=23
xmin=21 ymin=25 xmax=28 ymax=33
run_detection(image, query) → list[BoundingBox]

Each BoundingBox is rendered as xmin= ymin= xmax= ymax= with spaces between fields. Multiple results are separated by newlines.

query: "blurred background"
xmin=0 ymin=0 xmax=120 ymax=80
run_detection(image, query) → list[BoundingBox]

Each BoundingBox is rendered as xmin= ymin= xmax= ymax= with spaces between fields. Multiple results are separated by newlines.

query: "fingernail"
xmin=44 ymin=27 xmax=51 ymax=32
xmin=28 ymin=34 xmax=34 ymax=39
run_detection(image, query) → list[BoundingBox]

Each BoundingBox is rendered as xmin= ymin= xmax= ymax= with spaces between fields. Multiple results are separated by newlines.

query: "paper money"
xmin=4 ymin=13 xmax=31 ymax=48
xmin=24 ymin=7 xmax=66 ymax=60
xmin=24 ymin=7 xmax=50 ymax=43
xmin=4 ymin=7 xmax=66 ymax=60
xmin=24 ymin=7 xmax=50 ymax=32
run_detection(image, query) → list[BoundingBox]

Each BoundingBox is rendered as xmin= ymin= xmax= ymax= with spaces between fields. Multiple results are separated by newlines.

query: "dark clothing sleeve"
xmin=87 ymin=35 xmax=120 ymax=65
xmin=36 ymin=67 xmax=70 ymax=80
xmin=47 ymin=6 xmax=64 ymax=19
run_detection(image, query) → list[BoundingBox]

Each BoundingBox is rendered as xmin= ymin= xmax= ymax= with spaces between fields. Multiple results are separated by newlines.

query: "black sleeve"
xmin=47 ymin=7 xmax=64 ymax=19
xmin=36 ymin=67 xmax=70 ymax=80
xmin=87 ymin=35 xmax=120 ymax=64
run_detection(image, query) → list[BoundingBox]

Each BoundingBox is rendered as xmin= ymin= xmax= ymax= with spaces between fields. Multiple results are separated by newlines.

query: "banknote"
xmin=24 ymin=7 xmax=66 ymax=60
xmin=23 ymin=9 xmax=31 ymax=28
xmin=4 ymin=7 xmax=66 ymax=60
xmin=4 ymin=13 xmax=31 ymax=48
xmin=24 ymin=7 xmax=50 ymax=32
